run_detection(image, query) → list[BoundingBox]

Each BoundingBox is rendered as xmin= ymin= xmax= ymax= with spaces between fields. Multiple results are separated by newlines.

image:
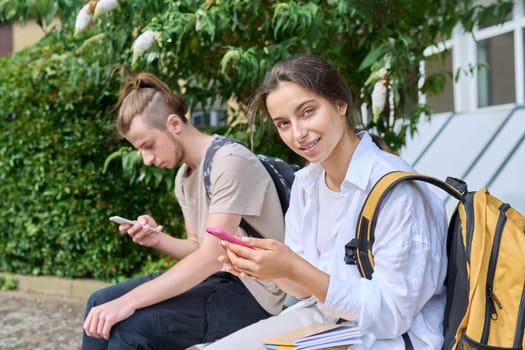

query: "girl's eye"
xmin=276 ymin=121 xmax=289 ymax=129
xmin=303 ymin=107 xmax=314 ymax=116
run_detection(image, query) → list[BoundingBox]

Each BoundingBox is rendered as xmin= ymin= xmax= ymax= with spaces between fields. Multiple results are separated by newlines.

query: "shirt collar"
xmin=344 ymin=131 xmax=380 ymax=191
xmin=295 ymin=162 xmax=323 ymax=192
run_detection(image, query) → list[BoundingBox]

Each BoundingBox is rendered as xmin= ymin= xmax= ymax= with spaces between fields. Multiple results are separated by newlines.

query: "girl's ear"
xmin=336 ymin=100 xmax=348 ymax=116
xmin=166 ymin=114 xmax=183 ymax=133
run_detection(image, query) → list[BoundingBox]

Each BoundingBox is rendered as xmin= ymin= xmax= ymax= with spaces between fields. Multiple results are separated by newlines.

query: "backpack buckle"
xmin=445 ymin=177 xmax=468 ymax=195
xmin=344 ymin=238 xmax=358 ymax=265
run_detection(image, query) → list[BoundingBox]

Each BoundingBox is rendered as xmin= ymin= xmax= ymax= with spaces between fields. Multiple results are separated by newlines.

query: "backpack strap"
xmin=345 ymin=171 xmax=464 ymax=278
xmin=344 ymin=171 xmax=464 ymax=350
xmin=203 ymin=135 xmax=264 ymax=239
xmin=203 ymin=135 xmax=240 ymax=199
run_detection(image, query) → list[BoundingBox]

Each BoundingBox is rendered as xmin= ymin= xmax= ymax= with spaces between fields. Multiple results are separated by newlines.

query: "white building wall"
xmin=401 ymin=1 xmax=525 ymax=215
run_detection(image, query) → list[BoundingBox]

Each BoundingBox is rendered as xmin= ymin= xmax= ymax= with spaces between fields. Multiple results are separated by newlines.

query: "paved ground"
xmin=0 ymin=290 xmax=85 ymax=350
xmin=0 ymin=290 xmax=209 ymax=350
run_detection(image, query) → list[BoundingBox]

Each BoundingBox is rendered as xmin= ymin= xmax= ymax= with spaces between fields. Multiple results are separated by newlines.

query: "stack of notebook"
xmin=263 ymin=322 xmax=361 ymax=350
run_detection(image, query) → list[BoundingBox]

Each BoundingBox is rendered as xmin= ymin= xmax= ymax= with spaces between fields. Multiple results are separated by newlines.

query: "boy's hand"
xmin=83 ymin=298 xmax=135 ymax=340
xmin=122 ymin=214 xmax=163 ymax=247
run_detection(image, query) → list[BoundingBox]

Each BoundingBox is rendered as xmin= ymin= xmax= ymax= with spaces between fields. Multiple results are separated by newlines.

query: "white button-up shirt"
xmin=284 ymin=132 xmax=448 ymax=349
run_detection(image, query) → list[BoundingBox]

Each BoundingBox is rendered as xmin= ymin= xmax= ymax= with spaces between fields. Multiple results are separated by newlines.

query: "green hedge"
xmin=0 ymin=32 xmax=184 ymax=282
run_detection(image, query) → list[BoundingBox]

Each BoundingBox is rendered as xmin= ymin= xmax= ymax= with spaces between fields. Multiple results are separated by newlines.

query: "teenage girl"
xmin=207 ymin=55 xmax=448 ymax=350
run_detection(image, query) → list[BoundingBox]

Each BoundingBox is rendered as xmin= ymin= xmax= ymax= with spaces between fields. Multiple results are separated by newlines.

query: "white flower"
xmin=372 ymin=79 xmax=387 ymax=123
xmin=93 ymin=0 xmax=119 ymax=19
xmin=377 ymin=67 xmax=388 ymax=79
xmin=132 ymin=30 xmax=159 ymax=66
xmin=195 ymin=9 xmax=205 ymax=32
xmin=74 ymin=4 xmax=93 ymax=35
xmin=133 ymin=30 xmax=157 ymax=53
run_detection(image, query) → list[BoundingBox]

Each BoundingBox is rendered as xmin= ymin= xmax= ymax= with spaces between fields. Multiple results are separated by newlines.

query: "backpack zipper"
xmin=481 ymin=203 xmax=509 ymax=343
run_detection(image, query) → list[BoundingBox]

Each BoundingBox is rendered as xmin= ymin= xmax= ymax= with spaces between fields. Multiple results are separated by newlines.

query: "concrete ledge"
xmin=0 ymin=272 xmax=111 ymax=301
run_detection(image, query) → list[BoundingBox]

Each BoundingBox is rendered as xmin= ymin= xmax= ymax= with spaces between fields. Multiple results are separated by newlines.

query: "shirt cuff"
xmin=319 ymin=274 xmax=362 ymax=321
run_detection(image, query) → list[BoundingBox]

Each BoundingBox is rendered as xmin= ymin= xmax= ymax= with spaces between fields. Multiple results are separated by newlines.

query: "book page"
xmin=263 ymin=322 xmax=361 ymax=350
xmin=263 ymin=323 xmax=344 ymax=346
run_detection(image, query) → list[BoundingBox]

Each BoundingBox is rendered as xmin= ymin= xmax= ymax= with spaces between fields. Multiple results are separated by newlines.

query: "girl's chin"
xmin=301 ymin=148 xmax=322 ymax=161
xmin=300 ymin=153 xmax=322 ymax=164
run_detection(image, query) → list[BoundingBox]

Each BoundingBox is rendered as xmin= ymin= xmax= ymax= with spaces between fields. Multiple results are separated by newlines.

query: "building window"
xmin=0 ymin=23 xmax=13 ymax=56
xmin=477 ymin=32 xmax=515 ymax=107
xmin=191 ymin=109 xmax=227 ymax=128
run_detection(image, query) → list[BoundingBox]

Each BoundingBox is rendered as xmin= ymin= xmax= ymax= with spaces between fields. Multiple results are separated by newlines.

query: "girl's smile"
xmin=266 ymin=81 xmax=348 ymax=166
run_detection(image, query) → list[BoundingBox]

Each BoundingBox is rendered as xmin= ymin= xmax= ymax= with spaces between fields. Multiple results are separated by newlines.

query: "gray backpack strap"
xmin=202 ymin=135 xmax=263 ymax=238
xmin=203 ymin=135 xmax=240 ymax=199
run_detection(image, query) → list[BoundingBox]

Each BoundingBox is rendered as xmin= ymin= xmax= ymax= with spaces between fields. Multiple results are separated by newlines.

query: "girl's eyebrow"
xmin=270 ymin=99 xmax=316 ymax=121
xmin=295 ymin=99 xmax=315 ymax=114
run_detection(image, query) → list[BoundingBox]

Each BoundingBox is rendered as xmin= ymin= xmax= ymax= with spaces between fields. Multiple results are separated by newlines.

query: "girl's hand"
xmin=218 ymin=237 xmax=299 ymax=281
xmin=219 ymin=237 xmax=330 ymax=301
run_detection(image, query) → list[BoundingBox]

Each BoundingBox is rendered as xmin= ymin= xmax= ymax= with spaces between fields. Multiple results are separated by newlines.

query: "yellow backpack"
xmin=344 ymin=171 xmax=525 ymax=349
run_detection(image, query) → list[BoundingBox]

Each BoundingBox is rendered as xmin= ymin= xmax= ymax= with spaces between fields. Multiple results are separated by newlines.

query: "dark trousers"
xmin=82 ymin=271 xmax=270 ymax=350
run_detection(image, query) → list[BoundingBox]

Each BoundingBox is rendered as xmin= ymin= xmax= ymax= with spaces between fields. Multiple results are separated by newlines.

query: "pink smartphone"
xmin=205 ymin=226 xmax=255 ymax=249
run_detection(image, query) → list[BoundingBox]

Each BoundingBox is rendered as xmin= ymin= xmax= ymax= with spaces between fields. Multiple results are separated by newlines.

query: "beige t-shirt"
xmin=174 ymin=139 xmax=285 ymax=315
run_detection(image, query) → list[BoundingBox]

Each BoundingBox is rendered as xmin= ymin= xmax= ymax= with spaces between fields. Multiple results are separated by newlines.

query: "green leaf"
xmin=358 ymin=45 xmax=386 ymax=72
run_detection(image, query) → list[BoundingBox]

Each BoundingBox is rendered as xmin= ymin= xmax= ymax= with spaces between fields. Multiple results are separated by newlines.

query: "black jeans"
xmin=82 ymin=271 xmax=270 ymax=350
